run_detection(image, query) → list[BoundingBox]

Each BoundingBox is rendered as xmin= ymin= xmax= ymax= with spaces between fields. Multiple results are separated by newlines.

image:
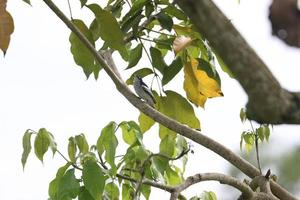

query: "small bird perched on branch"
xmin=133 ymin=76 xmax=156 ymax=108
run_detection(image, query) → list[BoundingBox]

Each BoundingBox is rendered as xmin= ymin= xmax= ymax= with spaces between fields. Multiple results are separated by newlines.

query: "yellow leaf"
xmin=173 ymin=35 xmax=192 ymax=54
xmin=183 ymin=58 xmax=223 ymax=107
xmin=0 ymin=0 xmax=14 ymax=55
xmin=173 ymin=25 xmax=193 ymax=36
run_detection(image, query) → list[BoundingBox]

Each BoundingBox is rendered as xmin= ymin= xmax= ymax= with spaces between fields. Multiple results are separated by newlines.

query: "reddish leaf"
xmin=0 ymin=0 xmax=14 ymax=55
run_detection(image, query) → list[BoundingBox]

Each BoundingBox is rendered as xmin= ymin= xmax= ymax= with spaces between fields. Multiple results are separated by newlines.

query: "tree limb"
xmin=171 ymin=173 xmax=254 ymax=200
xmin=176 ymin=0 xmax=300 ymax=124
xmin=41 ymin=0 xmax=297 ymax=199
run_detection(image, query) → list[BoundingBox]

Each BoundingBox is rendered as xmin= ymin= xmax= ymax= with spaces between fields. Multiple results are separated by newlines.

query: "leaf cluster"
xmin=21 ymin=120 xmax=194 ymax=200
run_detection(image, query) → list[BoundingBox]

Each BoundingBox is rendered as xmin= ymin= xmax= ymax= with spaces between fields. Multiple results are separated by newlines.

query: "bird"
xmin=133 ymin=76 xmax=156 ymax=108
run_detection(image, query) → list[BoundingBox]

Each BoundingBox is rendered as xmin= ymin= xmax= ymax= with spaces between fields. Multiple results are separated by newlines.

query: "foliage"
xmin=239 ymin=108 xmax=271 ymax=153
xmin=1 ymin=0 xmax=287 ymax=199
xmin=21 ymin=121 xmax=191 ymax=199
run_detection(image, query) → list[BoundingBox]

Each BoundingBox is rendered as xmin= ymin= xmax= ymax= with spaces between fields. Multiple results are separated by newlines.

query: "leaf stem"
xmin=66 ymin=0 xmax=73 ymax=20
xmin=138 ymin=37 xmax=163 ymax=95
xmin=143 ymin=26 xmax=175 ymax=37
xmin=249 ymin=120 xmax=262 ymax=174
xmin=139 ymin=37 xmax=172 ymax=46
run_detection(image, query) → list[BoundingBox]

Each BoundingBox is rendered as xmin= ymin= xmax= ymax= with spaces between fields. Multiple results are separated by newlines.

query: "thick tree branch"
xmin=41 ymin=0 xmax=297 ymax=199
xmin=176 ymin=0 xmax=300 ymax=124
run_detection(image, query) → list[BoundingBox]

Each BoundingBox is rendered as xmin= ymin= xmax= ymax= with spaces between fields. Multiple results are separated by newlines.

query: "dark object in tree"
xmin=269 ymin=0 xmax=300 ymax=47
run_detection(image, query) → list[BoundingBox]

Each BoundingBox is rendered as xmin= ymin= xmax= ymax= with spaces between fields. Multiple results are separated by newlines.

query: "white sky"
xmin=1 ymin=0 xmax=300 ymax=199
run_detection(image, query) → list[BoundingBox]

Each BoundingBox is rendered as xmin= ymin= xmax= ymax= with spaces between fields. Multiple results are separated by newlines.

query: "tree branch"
xmin=171 ymin=173 xmax=254 ymax=200
xmin=41 ymin=0 xmax=297 ymax=199
xmin=176 ymin=0 xmax=300 ymax=125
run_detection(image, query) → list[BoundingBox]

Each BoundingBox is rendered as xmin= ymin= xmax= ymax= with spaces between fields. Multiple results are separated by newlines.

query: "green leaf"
xmin=162 ymin=57 xmax=182 ymax=86
xmin=87 ymin=4 xmax=125 ymax=52
xmin=141 ymin=185 xmax=151 ymax=200
xmin=134 ymin=146 xmax=150 ymax=163
xmin=48 ymin=179 xmax=59 ymax=199
xmin=145 ymin=2 xmax=154 ymax=18
xmin=165 ymin=166 xmax=183 ymax=186
xmin=150 ymin=47 xmax=167 ymax=73
xmin=240 ymin=108 xmax=247 ymax=123
xmin=264 ymin=125 xmax=271 ymax=142
xmin=257 ymin=127 xmax=265 ymax=142
xmin=68 ymin=137 xmax=77 ymax=162
xmin=97 ymin=121 xmax=118 ymax=171
xmin=157 ymin=91 xmax=200 ymax=138
xmin=120 ymin=121 xmax=143 ymax=146
xmin=75 ymin=134 xmax=89 ymax=153
xmin=104 ymin=182 xmax=119 ymax=200
xmin=83 ymin=160 xmax=105 ymax=200
xmin=160 ymin=135 xmax=175 ymax=157
xmin=243 ymin=133 xmax=254 ymax=145
xmin=164 ymin=5 xmax=187 ymax=21
xmin=201 ymin=191 xmax=217 ymax=200
xmin=48 ymin=163 xmax=72 ymax=199
xmin=122 ymin=183 xmax=134 ymax=200
xmin=106 ymin=0 xmax=124 ymax=18
xmin=48 ymin=132 xmax=57 ymax=156
xmin=138 ymin=112 xmax=155 ymax=133
xmin=122 ymin=148 xmax=136 ymax=167
xmin=155 ymin=35 xmax=175 ymax=52
xmin=57 ymin=169 xmax=80 ymax=200
xmin=78 ymin=187 xmax=94 ymax=200
xmin=243 ymin=133 xmax=254 ymax=153
xmin=56 ymin=163 xmax=72 ymax=179
xmin=34 ymin=128 xmax=50 ymax=163
xmin=89 ymin=19 xmax=101 ymax=41
xmin=126 ymin=44 xmax=143 ymax=69
xmin=126 ymin=68 xmax=153 ymax=85
xmin=120 ymin=122 xmax=137 ymax=145
xmin=121 ymin=10 xmax=144 ymax=34
xmin=122 ymin=0 xmax=147 ymax=23
xmin=151 ymin=156 xmax=168 ymax=178
xmin=21 ymin=130 xmax=32 ymax=169
xmin=156 ymin=12 xmax=173 ymax=32
xmin=69 ymin=19 xmax=100 ymax=79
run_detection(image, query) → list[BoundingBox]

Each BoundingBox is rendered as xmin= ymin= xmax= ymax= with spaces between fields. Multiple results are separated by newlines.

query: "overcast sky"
xmin=1 ymin=0 xmax=300 ymax=199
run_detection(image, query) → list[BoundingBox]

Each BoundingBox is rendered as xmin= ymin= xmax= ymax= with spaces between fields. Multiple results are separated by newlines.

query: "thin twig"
xmin=98 ymin=153 xmax=108 ymax=170
xmin=139 ymin=37 xmax=172 ymax=46
xmin=116 ymin=173 xmax=174 ymax=192
xmin=56 ymin=149 xmax=83 ymax=170
xmin=138 ymin=37 xmax=163 ymax=96
xmin=143 ymin=26 xmax=175 ymax=37
xmin=66 ymin=0 xmax=73 ymax=20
